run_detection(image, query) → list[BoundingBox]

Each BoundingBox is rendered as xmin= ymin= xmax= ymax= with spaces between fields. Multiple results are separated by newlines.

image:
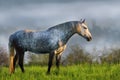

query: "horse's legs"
xmin=56 ymin=55 xmax=61 ymax=70
xmin=47 ymin=52 xmax=54 ymax=74
xmin=18 ymin=51 xmax=25 ymax=73
xmin=13 ymin=52 xmax=18 ymax=72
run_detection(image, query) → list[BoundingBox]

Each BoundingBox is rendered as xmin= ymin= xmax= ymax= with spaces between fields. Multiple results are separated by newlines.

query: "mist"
xmin=0 ymin=0 xmax=120 ymax=55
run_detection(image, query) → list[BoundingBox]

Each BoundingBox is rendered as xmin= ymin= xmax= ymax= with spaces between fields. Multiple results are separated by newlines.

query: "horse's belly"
xmin=29 ymin=50 xmax=49 ymax=54
xmin=26 ymin=45 xmax=52 ymax=54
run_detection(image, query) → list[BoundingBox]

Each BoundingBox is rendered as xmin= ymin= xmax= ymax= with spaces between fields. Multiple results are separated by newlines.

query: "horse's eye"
xmin=83 ymin=26 xmax=87 ymax=29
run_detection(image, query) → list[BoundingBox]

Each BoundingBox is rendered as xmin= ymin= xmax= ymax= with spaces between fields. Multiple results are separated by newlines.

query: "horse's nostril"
xmin=87 ymin=36 xmax=92 ymax=41
xmin=90 ymin=36 xmax=92 ymax=40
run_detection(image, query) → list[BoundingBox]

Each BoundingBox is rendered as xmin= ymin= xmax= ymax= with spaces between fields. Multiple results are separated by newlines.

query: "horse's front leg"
xmin=47 ymin=52 xmax=54 ymax=74
xmin=56 ymin=54 xmax=61 ymax=70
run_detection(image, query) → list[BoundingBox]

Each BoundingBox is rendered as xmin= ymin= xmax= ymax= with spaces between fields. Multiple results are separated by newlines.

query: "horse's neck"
xmin=48 ymin=22 xmax=76 ymax=44
xmin=62 ymin=26 xmax=75 ymax=41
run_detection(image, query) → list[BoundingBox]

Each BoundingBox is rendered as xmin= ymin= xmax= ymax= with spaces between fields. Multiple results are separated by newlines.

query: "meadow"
xmin=0 ymin=63 xmax=120 ymax=80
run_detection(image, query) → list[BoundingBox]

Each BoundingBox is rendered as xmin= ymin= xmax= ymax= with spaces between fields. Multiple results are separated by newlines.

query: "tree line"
xmin=0 ymin=45 xmax=120 ymax=66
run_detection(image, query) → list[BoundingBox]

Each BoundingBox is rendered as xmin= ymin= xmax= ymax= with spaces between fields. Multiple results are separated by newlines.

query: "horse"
xmin=9 ymin=19 xmax=92 ymax=74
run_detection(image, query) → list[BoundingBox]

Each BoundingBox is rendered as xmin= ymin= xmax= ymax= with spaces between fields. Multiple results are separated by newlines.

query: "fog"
xmin=0 ymin=0 xmax=120 ymax=55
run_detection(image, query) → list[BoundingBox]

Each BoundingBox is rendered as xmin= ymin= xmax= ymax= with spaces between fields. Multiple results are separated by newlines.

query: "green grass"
xmin=0 ymin=64 xmax=120 ymax=80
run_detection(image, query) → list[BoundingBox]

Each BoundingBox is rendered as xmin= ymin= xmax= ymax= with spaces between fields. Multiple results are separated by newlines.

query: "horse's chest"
xmin=53 ymin=40 xmax=66 ymax=55
xmin=54 ymin=45 xmax=66 ymax=55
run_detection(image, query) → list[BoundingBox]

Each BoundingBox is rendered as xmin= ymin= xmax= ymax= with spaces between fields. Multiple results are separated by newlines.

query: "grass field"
xmin=0 ymin=64 xmax=120 ymax=80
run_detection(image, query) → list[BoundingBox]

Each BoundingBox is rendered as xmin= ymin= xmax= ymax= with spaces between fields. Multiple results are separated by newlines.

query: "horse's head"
xmin=76 ymin=19 xmax=92 ymax=41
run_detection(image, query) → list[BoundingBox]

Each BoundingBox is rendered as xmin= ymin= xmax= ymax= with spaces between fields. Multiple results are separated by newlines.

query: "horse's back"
xmin=9 ymin=30 xmax=34 ymax=50
xmin=9 ymin=30 xmax=32 ymax=41
xmin=9 ymin=30 xmax=25 ymax=44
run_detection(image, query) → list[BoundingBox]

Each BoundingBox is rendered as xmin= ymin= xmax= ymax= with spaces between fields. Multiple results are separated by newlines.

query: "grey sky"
xmin=0 ymin=0 xmax=120 ymax=55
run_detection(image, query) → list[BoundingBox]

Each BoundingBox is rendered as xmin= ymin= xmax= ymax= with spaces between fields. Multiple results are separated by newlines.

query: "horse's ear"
xmin=80 ymin=19 xmax=85 ymax=23
xmin=79 ymin=19 xmax=82 ymax=23
xmin=82 ymin=19 xmax=85 ymax=23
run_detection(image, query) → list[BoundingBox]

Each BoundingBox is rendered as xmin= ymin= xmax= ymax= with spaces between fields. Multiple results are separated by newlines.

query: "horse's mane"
xmin=47 ymin=21 xmax=78 ymax=31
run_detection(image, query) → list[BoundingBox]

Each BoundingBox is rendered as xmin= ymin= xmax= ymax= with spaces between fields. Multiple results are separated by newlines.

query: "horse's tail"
xmin=9 ymin=35 xmax=15 ymax=74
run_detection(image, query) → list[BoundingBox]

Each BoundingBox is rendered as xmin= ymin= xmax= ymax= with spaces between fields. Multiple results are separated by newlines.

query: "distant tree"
xmin=0 ymin=46 xmax=8 ymax=66
xmin=28 ymin=52 xmax=49 ymax=66
xmin=101 ymin=48 xmax=120 ymax=64
xmin=62 ymin=45 xmax=92 ymax=65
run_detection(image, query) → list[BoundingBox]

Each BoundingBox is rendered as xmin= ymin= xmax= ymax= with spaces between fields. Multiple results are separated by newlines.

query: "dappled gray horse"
xmin=9 ymin=19 xmax=92 ymax=74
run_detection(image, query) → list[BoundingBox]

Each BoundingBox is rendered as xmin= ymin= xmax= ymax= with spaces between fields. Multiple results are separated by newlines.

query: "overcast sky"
xmin=0 ymin=0 xmax=120 ymax=55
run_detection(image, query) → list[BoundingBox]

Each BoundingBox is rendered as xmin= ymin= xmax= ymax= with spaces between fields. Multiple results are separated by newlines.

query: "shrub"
xmin=0 ymin=46 xmax=8 ymax=66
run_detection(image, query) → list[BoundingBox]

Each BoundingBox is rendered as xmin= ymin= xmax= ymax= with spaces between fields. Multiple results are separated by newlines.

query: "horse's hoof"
xmin=22 ymin=70 xmax=25 ymax=73
xmin=9 ymin=72 xmax=14 ymax=75
xmin=46 ymin=72 xmax=50 ymax=75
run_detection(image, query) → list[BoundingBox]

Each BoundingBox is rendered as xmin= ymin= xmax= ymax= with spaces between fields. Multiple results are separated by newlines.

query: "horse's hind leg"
xmin=47 ymin=52 xmax=54 ymax=74
xmin=18 ymin=51 xmax=25 ymax=73
xmin=13 ymin=52 xmax=19 ymax=72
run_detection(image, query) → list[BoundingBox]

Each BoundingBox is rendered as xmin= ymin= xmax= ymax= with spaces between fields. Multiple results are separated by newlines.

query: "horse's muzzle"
xmin=87 ymin=36 xmax=92 ymax=41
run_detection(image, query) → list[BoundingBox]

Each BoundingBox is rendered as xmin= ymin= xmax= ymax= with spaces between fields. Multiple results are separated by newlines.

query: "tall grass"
xmin=0 ymin=63 xmax=120 ymax=80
